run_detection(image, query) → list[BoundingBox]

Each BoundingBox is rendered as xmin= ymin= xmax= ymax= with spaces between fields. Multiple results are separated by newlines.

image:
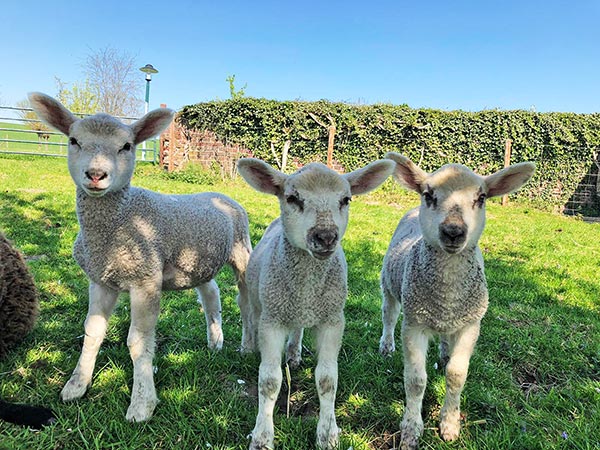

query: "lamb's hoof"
xmin=399 ymin=416 xmax=423 ymax=450
xmin=249 ymin=432 xmax=274 ymax=450
xmin=439 ymin=415 xmax=461 ymax=442
xmin=316 ymin=425 xmax=340 ymax=449
xmin=60 ymin=378 xmax=89 ymax=402
xmin=399 ymin=430 xmax=420 ymax=450
xmin=286 ymin=353 xmax=302 ymax=369
xmin=379 ymin=339 xmax=395 ymax=357
xmin=239 ymin=340 xmax=256 ymax=354
xmin=126 ymin=398 xmax=158 ymax=422
xmin=207 ymin=326 xmax=224 ymax=351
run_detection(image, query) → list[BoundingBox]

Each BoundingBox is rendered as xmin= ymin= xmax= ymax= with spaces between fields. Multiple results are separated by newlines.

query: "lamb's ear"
xmin=237 ymin=158 xmax=286 ymax=195
xmin=385 ymin=152 xmax=428 ymax=193
xmin=28 ymin=92 xmax=77 ymax=136
xmin=344 ymin=159 xmax=395 ymax=196
xmin=131 ymin=108 xmax=175 ymax=145
xmin=485 ymin=162 xmax=536 ymax=197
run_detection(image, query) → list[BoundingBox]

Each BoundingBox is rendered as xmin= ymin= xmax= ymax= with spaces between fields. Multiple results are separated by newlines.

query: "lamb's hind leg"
xmin=286 ymin=328 xmax=304 ymax=368
xmin=379 ymin=286 xmax=401 ymax=356
xmin=314 ymin=321 xmax=344 ymax=449
xmin=230 ymin=240 xmax=254 ymax=353
xmin=439 ymin=321 xmax=480 ymax=442
xmin=196 ymin=280 xmax=223 ymax=350
xmin=126 ymin=280 xmax=161 ymax=422
xmin=61 ymin=282 xmax=118 ymax=402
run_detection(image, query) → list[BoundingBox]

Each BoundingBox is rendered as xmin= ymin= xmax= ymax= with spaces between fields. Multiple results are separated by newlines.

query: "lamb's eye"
xmin=476 ymin=193 xmax=487 ymax=207
xmin=423 ymin=191 xmax=436 ymax=208
xmin=120 ymin=143 xmax=132 ymax=152
xmin=340 ymin=196 xmax=352 ymax=208
xmin=69 ymin=137 xmax=79 ymax=146
xmin=286 ymin=195 xmax=304 ymax=211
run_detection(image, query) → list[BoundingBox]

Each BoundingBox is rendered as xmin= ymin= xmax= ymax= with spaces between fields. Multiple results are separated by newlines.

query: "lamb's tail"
xmin=0 ymin=400 xmax=56 ymax=429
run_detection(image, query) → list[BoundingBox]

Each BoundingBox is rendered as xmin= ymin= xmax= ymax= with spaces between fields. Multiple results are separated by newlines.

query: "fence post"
xmin=501 ymin=139 xmax=512 ymax=206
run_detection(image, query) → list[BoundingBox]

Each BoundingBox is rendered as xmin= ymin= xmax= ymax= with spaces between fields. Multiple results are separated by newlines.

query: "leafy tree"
xmin=55 ymin=77 xmax=99 ymax=115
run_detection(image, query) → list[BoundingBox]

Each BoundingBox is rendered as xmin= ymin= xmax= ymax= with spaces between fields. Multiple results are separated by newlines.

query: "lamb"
xmin=237 ymin=157 xmax=394 ymax=449
xmin=0 ymin=231 xmax=38 ymax=358
xmin=379 ymin=152 xmax=535 ymax=449
xmin=28 ymin=93 xmax=252 ymax=422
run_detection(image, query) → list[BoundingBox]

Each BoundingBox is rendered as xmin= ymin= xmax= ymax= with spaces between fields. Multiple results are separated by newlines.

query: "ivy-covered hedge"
xmin=179 ymin=98 xmax=600 ymax=209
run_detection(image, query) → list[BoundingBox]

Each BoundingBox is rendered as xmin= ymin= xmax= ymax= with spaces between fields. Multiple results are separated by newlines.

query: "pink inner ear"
xmin=395 ymin=164 xmax=423 ymax=193
xmin=250 ymin=166 xmax=280 ymax=194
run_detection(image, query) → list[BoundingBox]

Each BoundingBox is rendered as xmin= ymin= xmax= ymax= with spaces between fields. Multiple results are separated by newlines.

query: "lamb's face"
xmin=418 ymin=164 xmax=487 ymax=254
xmin=279 ymin=164 xmax=352 ymax=260
xmin=67 ymin=115 xmax=137 ymax=197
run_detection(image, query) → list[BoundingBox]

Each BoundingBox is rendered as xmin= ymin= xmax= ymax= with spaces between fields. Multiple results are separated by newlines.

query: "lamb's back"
xmin=75 ymin=187 xmax=247 ymax=290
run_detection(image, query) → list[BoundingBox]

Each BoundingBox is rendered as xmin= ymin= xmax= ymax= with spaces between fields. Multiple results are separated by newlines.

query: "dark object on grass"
xmin=0 ymin=400 xmax=56 ymax=429
xmin=0 ymin=232 xmax=39 ymax=357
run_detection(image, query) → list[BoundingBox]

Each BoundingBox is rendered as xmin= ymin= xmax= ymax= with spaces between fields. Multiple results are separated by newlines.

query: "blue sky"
xmin=2 ymin=0 xmax=599 ymax=114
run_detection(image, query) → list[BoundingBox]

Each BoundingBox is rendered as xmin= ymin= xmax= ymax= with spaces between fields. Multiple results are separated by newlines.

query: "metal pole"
xmin=142 ymin=76 xmax=151 ymax=157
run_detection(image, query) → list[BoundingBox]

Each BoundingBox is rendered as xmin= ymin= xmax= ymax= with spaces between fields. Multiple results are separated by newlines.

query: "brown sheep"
xmin=0 ymin=232 xmax=38 ymax=358
xmin=0 ymin=232 xmax=55 ymax=428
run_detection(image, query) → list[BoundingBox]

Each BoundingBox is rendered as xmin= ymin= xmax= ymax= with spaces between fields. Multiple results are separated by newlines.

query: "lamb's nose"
xmin=440 ymin=223 xmax=466 ymax=243
xmin=312 ymin=229 xmax=338 ymax=248
xmin=85 ymin=169 xmax=107 ymax=183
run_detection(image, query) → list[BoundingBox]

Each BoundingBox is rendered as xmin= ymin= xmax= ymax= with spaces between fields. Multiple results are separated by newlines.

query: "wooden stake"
xmin=501 ymin=139 xmax=512 ymax=206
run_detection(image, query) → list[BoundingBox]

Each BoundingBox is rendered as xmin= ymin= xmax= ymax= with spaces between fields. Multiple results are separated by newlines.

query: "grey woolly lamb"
xmin=0 ymin=232 xmax=38 ymax=358
xmin=379 ymin=152 xmax=535 ymax=449
xmin=28 ymin=93 xmax=252 ymax=422
xmin=237 ymin=158 xmax=394 ymax=450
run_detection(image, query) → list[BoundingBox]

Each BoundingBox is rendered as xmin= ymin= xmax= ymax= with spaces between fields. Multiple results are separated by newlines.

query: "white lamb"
xmin=28 ymin=93 xmax=252 ymax=422
xmin=237 ymin=157 xmax=394 ymax=449
xmin=379 ymin=152 xmax=535 ymax=449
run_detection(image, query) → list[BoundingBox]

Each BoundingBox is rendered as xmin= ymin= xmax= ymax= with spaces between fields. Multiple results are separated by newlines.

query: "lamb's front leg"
xmin=314 ymin=320 xmax=344 ymax=449
xmin=250 ymin=323 xmax=286 ymax=450
xmin=61 ymin=282 xmax=118 ymax=401
xmin=439 ymin=321 xmax=480 ymax=442
xmin=400 ymin=323 xmax=430 ymax=450
xmin=126 ymin=281 xmax=161 ymax=422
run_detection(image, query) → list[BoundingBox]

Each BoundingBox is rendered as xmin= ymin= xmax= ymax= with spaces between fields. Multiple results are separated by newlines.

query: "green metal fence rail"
xmin=0 ymin=105 xmax=158 ymax=162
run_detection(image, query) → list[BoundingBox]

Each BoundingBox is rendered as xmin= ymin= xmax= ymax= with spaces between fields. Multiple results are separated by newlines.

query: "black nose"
xmin=312 ymin=229 xmax=338 ymax=249
xmin=85 ymin=169 xmax=107 ymax=183
xmin=439 ymin=223 xmax=467 ymax=244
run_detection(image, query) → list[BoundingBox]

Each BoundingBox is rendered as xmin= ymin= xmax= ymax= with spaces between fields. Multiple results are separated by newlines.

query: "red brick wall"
xmin=159 ymin=120 xmax=252 ymax=176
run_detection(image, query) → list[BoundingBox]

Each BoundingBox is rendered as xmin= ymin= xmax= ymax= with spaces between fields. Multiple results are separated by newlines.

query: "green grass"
xmin=0 ymin=153 xmax=599 ymax=449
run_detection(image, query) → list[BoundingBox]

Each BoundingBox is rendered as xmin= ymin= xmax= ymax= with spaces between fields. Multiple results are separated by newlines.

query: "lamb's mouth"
xmin=442 ymin=243 xmax=464 ymax=254
xmin=83 ymin=186 xmax=109 ymax=197
xmin=312 ymin=249 xmax=335 ymax=260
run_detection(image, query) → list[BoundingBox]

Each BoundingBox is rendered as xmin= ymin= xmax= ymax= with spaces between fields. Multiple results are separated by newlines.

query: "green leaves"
xmin=179 ymin=99 xmax=600 ymax=210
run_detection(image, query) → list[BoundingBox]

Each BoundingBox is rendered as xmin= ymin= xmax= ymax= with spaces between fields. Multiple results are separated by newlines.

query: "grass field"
xmin=0 ymin=153 xmax=598 ymax=449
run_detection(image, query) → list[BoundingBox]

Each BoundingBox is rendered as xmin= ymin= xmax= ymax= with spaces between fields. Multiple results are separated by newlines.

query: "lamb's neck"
xmin=75 ymin=185 xmax=132 ymax=234
xmin=417 ymin=240 xmax=481 ymax=283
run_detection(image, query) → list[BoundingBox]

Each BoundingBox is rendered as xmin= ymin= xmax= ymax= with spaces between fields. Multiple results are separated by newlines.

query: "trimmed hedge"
xmin=179 ymin=98 xmax=600 ymax=209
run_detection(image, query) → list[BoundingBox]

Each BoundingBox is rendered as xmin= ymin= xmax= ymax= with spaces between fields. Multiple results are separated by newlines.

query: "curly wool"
xmin=247 ymin=218 xmax=347 ymax=329
xmin=0 ymin=233 xmax=38 ymax=358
